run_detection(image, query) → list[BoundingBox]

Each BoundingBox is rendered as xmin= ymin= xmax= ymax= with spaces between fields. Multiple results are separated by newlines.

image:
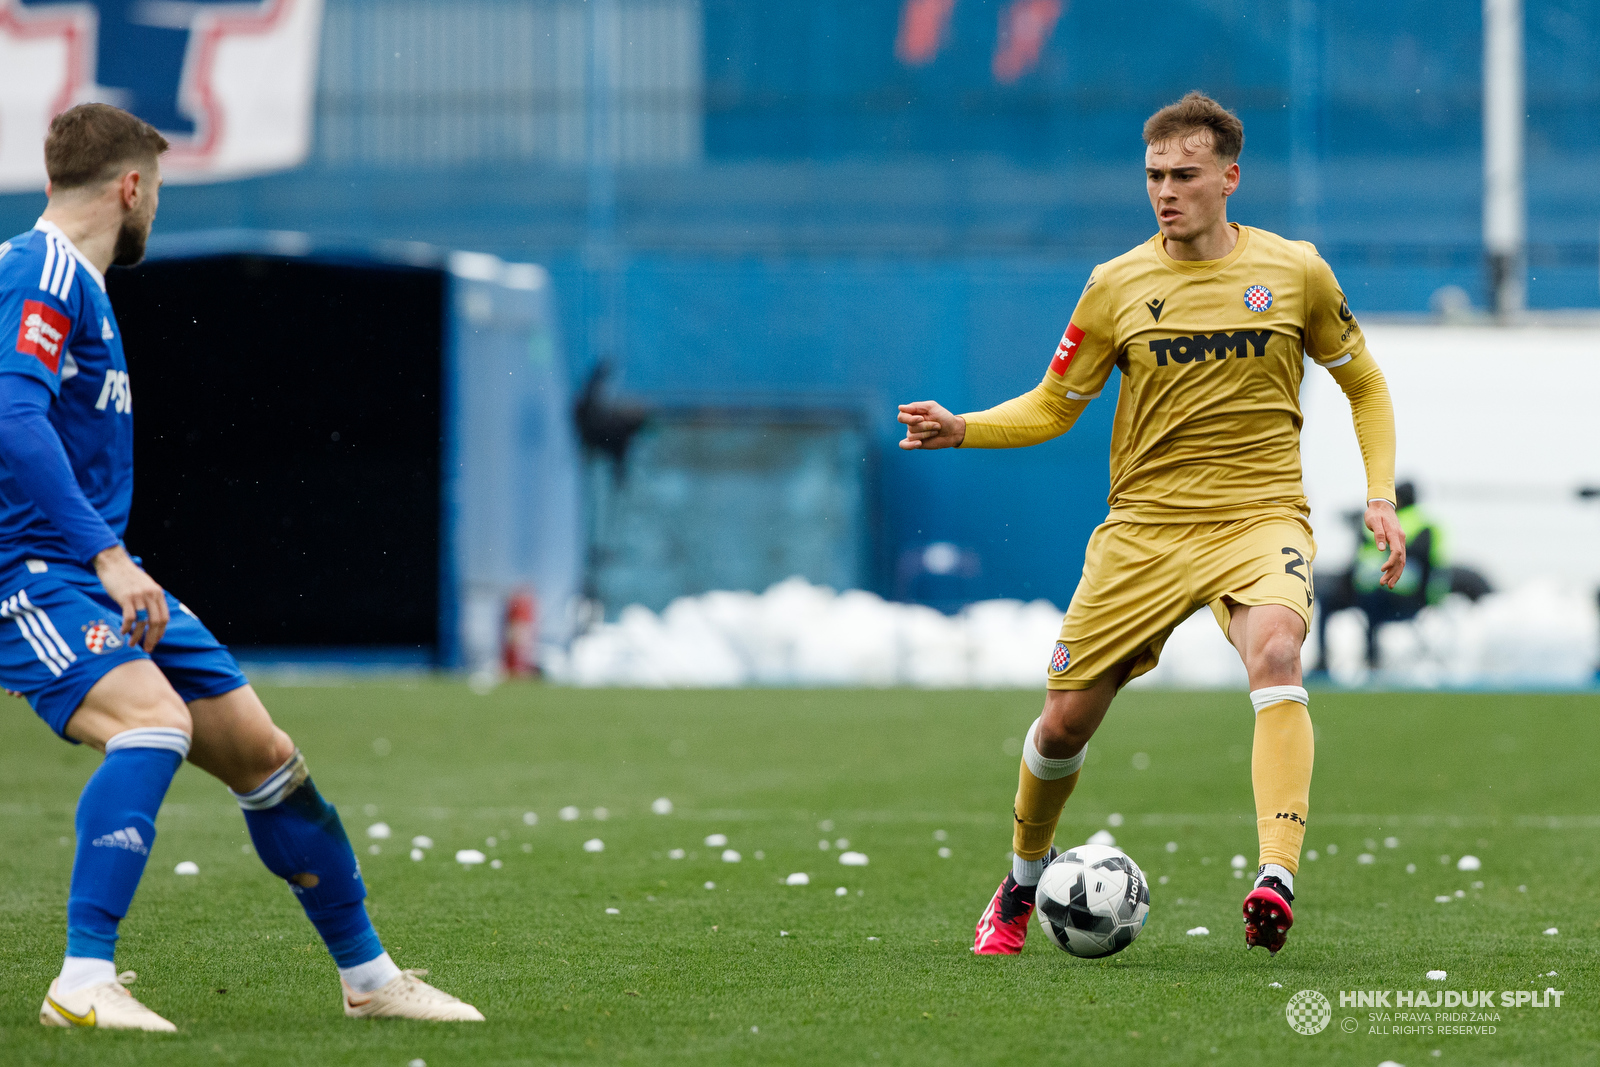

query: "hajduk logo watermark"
xmin=1287 ymin=988 xmax=1565 ymax=1037
xmin=1285 ymin=990 xmax=1332 ymax=1035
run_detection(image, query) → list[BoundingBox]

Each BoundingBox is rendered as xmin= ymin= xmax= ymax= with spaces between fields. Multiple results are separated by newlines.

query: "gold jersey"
xmin=962 ymin=224 xmax=1394 ymax=521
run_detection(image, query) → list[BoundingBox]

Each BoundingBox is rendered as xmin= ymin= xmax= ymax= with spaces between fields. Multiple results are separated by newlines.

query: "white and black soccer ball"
xmin=1035 ymin=843 xmax=1150 ymax=958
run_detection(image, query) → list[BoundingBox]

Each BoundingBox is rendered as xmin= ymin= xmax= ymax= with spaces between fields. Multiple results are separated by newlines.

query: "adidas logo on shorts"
xmin=90 ymin=827 xmax=149 ymax=855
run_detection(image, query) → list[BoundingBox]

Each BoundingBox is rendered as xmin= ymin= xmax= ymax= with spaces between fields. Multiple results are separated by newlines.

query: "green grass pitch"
xmin=1 ymin=683 xmax=1595 ymax=1065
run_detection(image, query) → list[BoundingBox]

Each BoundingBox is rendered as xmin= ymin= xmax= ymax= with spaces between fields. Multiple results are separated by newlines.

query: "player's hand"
xmin=897 ymin=401 xmax=966 ymax=450
xmin=1364 ymin=499 xmax=1407 ymax=589
xmin=93 ymin=545 xmax=169 ymax=651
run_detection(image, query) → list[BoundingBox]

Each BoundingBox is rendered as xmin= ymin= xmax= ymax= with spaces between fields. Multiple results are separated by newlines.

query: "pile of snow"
xmin=1320 ymin=583 xmax=1598 ymax=688
xmin=548 ymin=578 xmax=1064 ymax=688
xmin=546 ymin=576 xmax=1598 ymax=689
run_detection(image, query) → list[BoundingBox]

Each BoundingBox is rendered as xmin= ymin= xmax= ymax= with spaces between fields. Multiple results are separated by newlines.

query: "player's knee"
xmin=1038 ymin=699 xmax=1092 ymax=757
xmin=120 ymin=689 xmax=192 ymax=736
xmin=260 ymin=726 xmax=296 ymax=774
xmin=1252 ymin=629 xmax=1303 ymax=680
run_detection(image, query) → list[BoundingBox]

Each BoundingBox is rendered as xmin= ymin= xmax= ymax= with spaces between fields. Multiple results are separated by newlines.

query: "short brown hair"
xmin=1143 ymin=91 xmax=1244 ymax=165
xmin=45 ymin=103 xmax=169 ymax=191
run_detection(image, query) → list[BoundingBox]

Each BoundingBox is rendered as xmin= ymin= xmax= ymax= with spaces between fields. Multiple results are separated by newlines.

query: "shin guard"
xmin=233 ymin=750 xmax=382 ymax=967
xmin=1250 ymin=687 xmax=1314 ymax=875
xmin=66 ymin=727 xmax=190 ymax=961
xmin=1011 ymin=718 xmax=1085 ymax=861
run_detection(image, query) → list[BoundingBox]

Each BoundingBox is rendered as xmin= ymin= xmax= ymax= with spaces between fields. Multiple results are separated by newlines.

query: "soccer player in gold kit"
xmin=897 ymin=92 xmax=1406 ymax=956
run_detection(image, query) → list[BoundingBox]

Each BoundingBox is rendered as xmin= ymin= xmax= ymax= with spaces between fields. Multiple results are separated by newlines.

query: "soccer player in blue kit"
xmin=2 ymin=104 xmax=483 ymax=1030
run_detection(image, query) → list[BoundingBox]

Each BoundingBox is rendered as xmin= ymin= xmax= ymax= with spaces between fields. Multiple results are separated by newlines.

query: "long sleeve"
xmin=960 ymin=383 xmax=1090 ymax=449
xmin=1325 ymin=349 xmax=1396 ymax=505
xmin=0 ymin=372 xmax=121 ymax=563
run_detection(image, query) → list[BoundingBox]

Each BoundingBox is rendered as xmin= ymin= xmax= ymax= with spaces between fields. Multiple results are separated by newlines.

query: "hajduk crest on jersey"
xmin=1243 ymin=285 xmax=1274 ymax=312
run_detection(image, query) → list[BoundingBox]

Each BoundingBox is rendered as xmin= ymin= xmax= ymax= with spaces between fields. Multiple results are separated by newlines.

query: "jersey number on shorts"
xmin=1282 ymin=547 xmax=1314 ymax=607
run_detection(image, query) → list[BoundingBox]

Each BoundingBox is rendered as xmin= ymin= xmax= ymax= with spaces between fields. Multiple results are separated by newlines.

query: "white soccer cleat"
xmin=39 ymin=972 xmax=177 ymax=1032
xmin=342 ymin=969 xmax=485 ymax=1021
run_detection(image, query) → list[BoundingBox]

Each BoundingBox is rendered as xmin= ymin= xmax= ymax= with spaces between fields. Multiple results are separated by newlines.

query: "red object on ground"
xmin=503 ymin=589 xmax=540 ymax=677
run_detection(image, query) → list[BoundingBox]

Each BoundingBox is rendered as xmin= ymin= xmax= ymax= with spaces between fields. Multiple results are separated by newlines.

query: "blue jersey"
xmin=0 ymin=222 xmax=133 ymax=571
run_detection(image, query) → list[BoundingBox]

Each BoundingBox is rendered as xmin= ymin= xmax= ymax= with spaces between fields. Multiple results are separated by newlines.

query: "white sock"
xmin=338 ymin=951 xmax=402 ymax=994
xmin=1256 ymin=863 xmax=1294 ymax=894
xmin=1012 ymin=854 xmax=1046 ymax=887
xmin=57 ymin=956 xmax=117 ymax=994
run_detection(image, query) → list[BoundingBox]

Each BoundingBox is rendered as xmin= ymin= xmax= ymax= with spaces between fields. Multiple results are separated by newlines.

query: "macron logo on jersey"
xmin=17 ymin=299 xmax=68 ymax=373
xmin=1049 ymin=323 xmax=1085 ymax=376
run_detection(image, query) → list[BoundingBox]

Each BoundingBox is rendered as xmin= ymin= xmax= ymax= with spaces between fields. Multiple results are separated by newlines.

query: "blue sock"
xmin=66 ymin=728 xmax=190 ymax=961
xmin=233 ymin=750 xmax=383 ymax=968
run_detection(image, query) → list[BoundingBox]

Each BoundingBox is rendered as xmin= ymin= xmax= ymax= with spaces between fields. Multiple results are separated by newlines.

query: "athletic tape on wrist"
xmin=104 ymin=726 xmax=191 ymax=758
xmin=1023 ymin=718 xmax=1087 ymax=780
xmin=1249 ymin=686 xmax=1309 ymax=714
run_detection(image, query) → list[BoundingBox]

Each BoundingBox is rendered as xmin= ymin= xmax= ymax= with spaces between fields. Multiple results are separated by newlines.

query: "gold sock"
xmin=1012 ymin=719 xmax=1085 ymax=860
xmin=1252 ymin=699 xmax=1314 ymax=874
xmin=1013 ymin=762 xmax=1080 ymax=859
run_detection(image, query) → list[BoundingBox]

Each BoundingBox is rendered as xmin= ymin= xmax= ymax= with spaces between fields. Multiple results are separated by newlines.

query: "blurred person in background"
xmin=1314 ymin=481 xmax=1487 ymax=671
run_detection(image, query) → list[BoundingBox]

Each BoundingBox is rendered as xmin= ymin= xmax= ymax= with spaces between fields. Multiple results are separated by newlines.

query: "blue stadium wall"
xmin=3 ymin=0 xmax=1594 ymax=612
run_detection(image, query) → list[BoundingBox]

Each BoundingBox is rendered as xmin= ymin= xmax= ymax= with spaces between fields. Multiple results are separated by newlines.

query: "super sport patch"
xmin=1049 ymin=323 xmax=1084 ymax=376
xmin=16 ymin=299 xmax=68 ymax=373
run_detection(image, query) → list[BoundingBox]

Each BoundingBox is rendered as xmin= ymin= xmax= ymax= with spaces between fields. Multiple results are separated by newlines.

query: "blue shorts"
xmin=0 ymin=559 xmax=248 ymax=739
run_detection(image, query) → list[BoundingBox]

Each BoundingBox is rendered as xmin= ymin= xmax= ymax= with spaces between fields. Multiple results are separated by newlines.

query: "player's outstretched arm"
xmin=897 ymin=401 xmax=966 ymax=450
xmin=899 ymin=384 xmax=1090 ymax=453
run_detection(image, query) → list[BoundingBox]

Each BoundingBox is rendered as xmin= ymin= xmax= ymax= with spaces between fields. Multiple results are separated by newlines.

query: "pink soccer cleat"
xmin=1243 ymin=877 xmax=1295 ymax=955
xmin=974 ymin=849 xmax=1057 ymax=955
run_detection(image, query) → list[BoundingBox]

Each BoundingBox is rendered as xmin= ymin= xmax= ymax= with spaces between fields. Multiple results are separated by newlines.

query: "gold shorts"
xmin=1047 ymin=513 xmax=1317 ymax=689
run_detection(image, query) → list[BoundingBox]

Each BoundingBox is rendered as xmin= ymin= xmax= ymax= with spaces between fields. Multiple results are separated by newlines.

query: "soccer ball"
xmin=1035 ymin=843 xmax=1150 ymax=958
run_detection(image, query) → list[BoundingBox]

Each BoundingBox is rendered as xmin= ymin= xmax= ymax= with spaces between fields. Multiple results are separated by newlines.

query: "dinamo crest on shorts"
xmin=83 ymin=620 xmax=123 ymax=654
xmin=1244 ymin=285 xmax=1274 ymax=312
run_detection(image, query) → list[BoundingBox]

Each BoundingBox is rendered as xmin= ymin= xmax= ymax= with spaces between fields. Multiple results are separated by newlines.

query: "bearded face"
xmin=110 ymin=161 xmax=160 ymax=267
xmin=111 ymin=204 xmax=153 ymax=267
